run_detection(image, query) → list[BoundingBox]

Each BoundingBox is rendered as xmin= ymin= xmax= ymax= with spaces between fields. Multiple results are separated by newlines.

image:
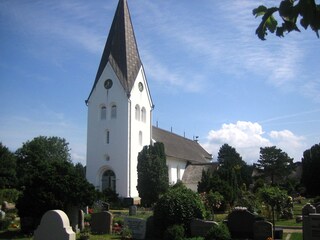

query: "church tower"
xmin=86 ymin=0 xmax=153 ymax=198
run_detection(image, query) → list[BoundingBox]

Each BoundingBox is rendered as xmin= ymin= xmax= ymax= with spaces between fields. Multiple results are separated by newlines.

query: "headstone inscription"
xmin=33 ymin=210 xmax=75 ymax=240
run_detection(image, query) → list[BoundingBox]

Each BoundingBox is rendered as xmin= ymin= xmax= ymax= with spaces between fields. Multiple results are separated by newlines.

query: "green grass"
xmin=283 ymin=232 xmax=302 ymax=240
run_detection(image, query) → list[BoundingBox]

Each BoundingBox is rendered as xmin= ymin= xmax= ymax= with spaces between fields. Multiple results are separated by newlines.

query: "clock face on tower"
xmin=138 ymin=82 xmax=144 ymax=92
xmin=104 ymin=79 xmax=113 ymax=89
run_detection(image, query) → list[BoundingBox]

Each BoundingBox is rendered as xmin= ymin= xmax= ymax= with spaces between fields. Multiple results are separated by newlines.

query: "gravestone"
xmin=67 ymin=206 xmax=79 ymax=232
xmin=0 ymin=210 xmax=5 ymax=220
xmin=226 ymin=209 xmax=256 ymax=239
xmin=124 ymin=217 xmax=146 ymax=240
xmin=302 ymin=203 xmax=316 ymax=215
xmin=91 ymin=211 xmax=113 ymax=234
xmin=190 ymin=218 xmax=218 ymax=237
xmin=78 ymin=210 xmax=84 ymax=231
xmin=253 ymin=220 xmax=273 ymax=240
xmin=302 ymin=203 xmax=320 ymax=240
xmin=33 ymin=210 xmax=75 ymax=240
xmin=129 ymin=205 xmax=137 ymax=216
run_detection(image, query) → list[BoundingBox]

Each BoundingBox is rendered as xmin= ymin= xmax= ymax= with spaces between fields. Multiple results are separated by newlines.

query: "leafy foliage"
xmin=217 ymin=144 xmax=253 ymax=202
xmin=154 ymin=183 xmax=205 ymax=237
xmin=253 ymin=0 xmax=320 ymax=40
xmin=15 ymin=136 xmax=97 ymax=233
xmin=258 ymin=186 xmax=289 ymax=224
xmin=255 ymin=146 xmax=294 ymax=185
xmin=205 ymin=223 xmax=231 ymax=240
xmin=163 ymin=224 xmax=185 ymax=240
xmin=301 ymin=143 xmax=320 ymax=196
xmin=0 ymin=189 xmax=21 ymax=203
xmin=137 ymin=142 xmax=169 ymax=206
xmin=198 ymin=144 xmax=253 ymax=209
xmin=15 ymin=136 xmax=71 ymax=187
xmin=0 ymin=142 xmax=17 ymax=188
xmin=198 ymin=170 xmax=234 ymax=209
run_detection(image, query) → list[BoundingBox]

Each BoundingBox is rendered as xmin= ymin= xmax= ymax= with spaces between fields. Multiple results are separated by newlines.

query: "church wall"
xmin=127 ymin=67 xmax=153 ymax=197
xmin=86 ymin=63 xmax=131 ymax=197
xmin=167 ymin=157 xmax=187 ymax=184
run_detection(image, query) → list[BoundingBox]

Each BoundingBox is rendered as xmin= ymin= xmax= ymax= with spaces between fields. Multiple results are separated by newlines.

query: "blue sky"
xmin=1 ymin=0 xmax=319 ymax=165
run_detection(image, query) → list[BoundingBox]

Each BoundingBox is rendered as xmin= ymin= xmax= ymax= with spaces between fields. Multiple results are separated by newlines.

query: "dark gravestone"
xmin=90 ymin=211 xmax=113 ymax=234
xmin=190 ymin=218 xmax=218 ymax=237
xmin=129 ymin=205 xmax=137 ymax=216
xmin=124 ymin=217 xmax=146 ymax=240
xmin=227 ymin=209 xmax=255 ymax=239
xmin=253 ymin=220 xmax=273 ymax=240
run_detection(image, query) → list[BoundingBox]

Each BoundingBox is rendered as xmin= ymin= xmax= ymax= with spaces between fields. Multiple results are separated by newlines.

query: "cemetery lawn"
xmin=283 ymin=232 xmax=302 ymax=240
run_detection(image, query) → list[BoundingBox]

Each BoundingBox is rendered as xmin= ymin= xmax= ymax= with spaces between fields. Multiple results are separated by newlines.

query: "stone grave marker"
xmin=91 ymin=211 xmax=113 ymax=234
xmin=129 ymin=205 xmax=137 ymax=216
xmin=78 ymin=209 xmax=84 ymax=231
xmin=34 ymin=210 xmax=75 ymax=240
xmin=67 ymin=206 xmax=79 ymax=232
xmin=124 ymin=217 xmax=146 ymax=240
xmin=253 ymin=220 xmax=273 ymax=240
xmin=302 ymin=203 xmax=316 ymax=215
xmin=190 ymin=218 xmax=218 ymax=237
xmin=226 ymin=209 xmax=256 ymax=239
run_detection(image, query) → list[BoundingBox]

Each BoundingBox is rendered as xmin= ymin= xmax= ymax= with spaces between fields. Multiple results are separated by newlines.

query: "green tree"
xmin=217 ymin=144 xmax=253 ymax=202
xmin=154 ymin=183 xmax=205 ymax=237
xmin=0 ymin=142 xmax=17 ymax=188
xmin=301 ymin=143 xmax=320 ymax=196
xmin=255 ymin=146 xmax=294 ymax=185
xmin=137 ymin=142 xmax=169 ymax=206
xmin=16 ymin=136 xmax=71 ymax=187
xmin=15 ymin=136 xmax=96 ymax=233
xmin=258 ymin=186 xmax=288 ymax=228
xmin=253 ymin=0 xmax=320 ymax=40
xmin=198 ymin=170 xmax=234 ymax=209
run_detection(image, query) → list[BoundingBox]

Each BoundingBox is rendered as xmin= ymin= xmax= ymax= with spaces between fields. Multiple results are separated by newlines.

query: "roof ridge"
xmin=152 ymin=126 xmax=198 ymax=143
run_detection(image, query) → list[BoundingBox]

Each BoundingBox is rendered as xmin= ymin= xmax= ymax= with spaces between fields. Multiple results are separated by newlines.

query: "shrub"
xmin=205 ymin=223 xmax=231 ymax=240
xmin=0 ymin=189 xmax=21 ymax=203
xmin=153 ymin=184 xmax=205 ymax=237
xmin=163 ymin=224 xmax=185 ymax=240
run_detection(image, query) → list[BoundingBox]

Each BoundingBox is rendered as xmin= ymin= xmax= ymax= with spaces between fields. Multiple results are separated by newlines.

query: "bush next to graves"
xmin=153 ymin=183 xmax=205 ymax=237
xmin=163 ymin=224 xmax=185 ymax=240
xmin=204 ymin=223 xmax=231 ymax=240
xmin=0 ymin=189 xmax=21 ymax=203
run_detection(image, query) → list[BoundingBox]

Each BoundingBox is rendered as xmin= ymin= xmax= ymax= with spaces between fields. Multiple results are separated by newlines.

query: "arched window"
xmin=106 ymin=130 xmax=110 ymax=144
xmin=135 ymin=104 xmax=140 ymax=121
xmin=100 ymin=106 xmax=106 ymax=120
xmin=101 ymin=170 xmax=116 ymax=191
xmin=141 ymin=107 xmax=146 ymax=123
xmin=111 ymin=104 xmax=117 ymax=119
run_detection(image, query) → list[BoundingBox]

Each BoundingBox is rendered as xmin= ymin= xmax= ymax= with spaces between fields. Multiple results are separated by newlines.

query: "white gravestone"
xmin=34 ymin=210 xmax=76 ymax=240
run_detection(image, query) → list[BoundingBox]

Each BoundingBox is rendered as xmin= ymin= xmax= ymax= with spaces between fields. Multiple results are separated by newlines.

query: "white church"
xmin=85 ymin=0 xmax=213 ymax=199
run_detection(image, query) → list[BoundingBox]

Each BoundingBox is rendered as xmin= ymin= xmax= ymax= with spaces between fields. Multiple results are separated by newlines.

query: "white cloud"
xmin=202 ymin=121 xmax=305 ymax=164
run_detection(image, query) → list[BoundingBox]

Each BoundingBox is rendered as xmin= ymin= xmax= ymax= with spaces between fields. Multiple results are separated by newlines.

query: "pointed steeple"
xmin=88 ymin=0 xmax=142 ymax=100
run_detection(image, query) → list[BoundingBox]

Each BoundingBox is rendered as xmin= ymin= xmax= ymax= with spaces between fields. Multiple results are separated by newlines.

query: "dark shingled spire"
xmin=88 ymin=0 xmax=142 ymax=100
